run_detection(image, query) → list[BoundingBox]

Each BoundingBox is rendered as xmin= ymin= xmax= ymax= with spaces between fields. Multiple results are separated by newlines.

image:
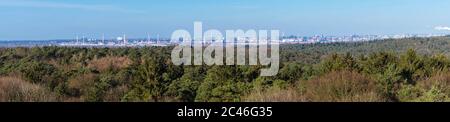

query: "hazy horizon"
xmin=1 ymin=0 xmax=450 ymax=40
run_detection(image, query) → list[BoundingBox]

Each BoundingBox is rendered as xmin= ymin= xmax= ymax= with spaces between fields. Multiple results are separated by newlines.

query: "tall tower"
xmin=102 ymin=34 xmax=105 ymax=44
xmin=157 ymin=34 xmax=160 ymax=44
xmin=82 ymin=35 xmax=86 ymax=43
xmin=147 ymin=33 xmax=150 ymax=42
xmin=76 ymin=35 xmax=79 ymax=44
xmin=123 ymin=34 xmax=127 ymax=45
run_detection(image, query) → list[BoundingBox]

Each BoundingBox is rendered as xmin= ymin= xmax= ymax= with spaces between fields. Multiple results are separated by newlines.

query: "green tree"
xmin=196 ymin=66 xmax=250 ymax=102
xmin=20 ymin=61 xmax=65 ymax=90
xmin=376 ymin=64 xmax=402 ymax=100
xmin=85 ymin=75 xmax=113 ymax=102
xmin=277 ymin=63 xmax=304 ymax=83
xmin=123 ymin=56 xmax=166 ymax=102
xmin=167 ymin=66 xmax=205 ymax=102
xmin=398 ymin=49 xmax=424 ymax=84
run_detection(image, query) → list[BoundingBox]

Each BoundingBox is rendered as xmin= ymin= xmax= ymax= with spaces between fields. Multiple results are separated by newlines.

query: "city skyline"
xmin=1 ymin=0 xmax=450 ymax=40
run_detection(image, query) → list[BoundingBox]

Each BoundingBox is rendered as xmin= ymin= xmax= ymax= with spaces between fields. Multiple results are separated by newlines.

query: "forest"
xmin=1 ymin=36 xmax=450 ymax=102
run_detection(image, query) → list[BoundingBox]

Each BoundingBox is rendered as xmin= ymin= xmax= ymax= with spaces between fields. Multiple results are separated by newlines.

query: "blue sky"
xmin=0 ymin=0 xmax=449 ymax=40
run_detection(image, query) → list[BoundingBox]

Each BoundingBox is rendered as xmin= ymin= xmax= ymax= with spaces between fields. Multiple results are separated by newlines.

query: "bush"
xmin=398 ymin=72 xmax=450 ymax=102
xmin=196 ymin=66 xmax=251 ymax=102
xmin=277 ymin=63 xmax=304 ymax=83
xmin=67 ymin=73 xmax=98 ymax=97
xmin=20 ymin=61 xmax=65 ymax=89
xmin=375 ymin=64 xmax=402 ymax=100
xmin=242 ymin=87 xmax=307 ymax=102
xmin=167 ymin=79 xmax=201 ymax=102
xmin=87 ymin=56 xmax=132 ymax=72
xmin=302 ymin=70 xmax=387 ymax=102
xmin=0 ymin=76 xmax=59 ymax=102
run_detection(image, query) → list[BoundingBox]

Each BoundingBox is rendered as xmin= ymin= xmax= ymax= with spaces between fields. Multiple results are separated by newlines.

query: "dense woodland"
xmin=2 ymin=36 xmax=450 ymax=102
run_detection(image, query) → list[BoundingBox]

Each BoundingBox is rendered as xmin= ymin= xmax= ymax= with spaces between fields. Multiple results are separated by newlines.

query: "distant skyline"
xmin=1 ymin=0 xmax=450 ymax=40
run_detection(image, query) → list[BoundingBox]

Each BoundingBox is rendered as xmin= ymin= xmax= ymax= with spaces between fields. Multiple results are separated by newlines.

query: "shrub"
xmin=302 ymin=70 xmax=386 ymax=102
xmin=398 ymin=72 xmax=450 ymax=102
xmin=103 ymin=85 xmax=129 ymax=102
xmin=0 ymin=76 xmax=59 ymax=102
xmin=196 ymin=66 xmax=251 ymax=102
xmin=19 ymin=61 xmax=65 ymax=89
xmin=242 ymin=87 xmax=306 ymax=102
xmin=167 ymin=79 xmax=201 ymax=102
xmin=67 ymin=73 xmax=98 ymax=97
xmin=87 ymin=56 xmax=132 ymax=72
xmin=375 ymin=64 xmax=402 ymax=100
xmin=277 ymin=63 xmax=304 ymax=83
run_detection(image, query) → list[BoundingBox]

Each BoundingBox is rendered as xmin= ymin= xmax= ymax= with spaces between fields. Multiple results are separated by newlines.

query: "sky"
xmin=0 ymin=0 xmax=450 ymax=40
